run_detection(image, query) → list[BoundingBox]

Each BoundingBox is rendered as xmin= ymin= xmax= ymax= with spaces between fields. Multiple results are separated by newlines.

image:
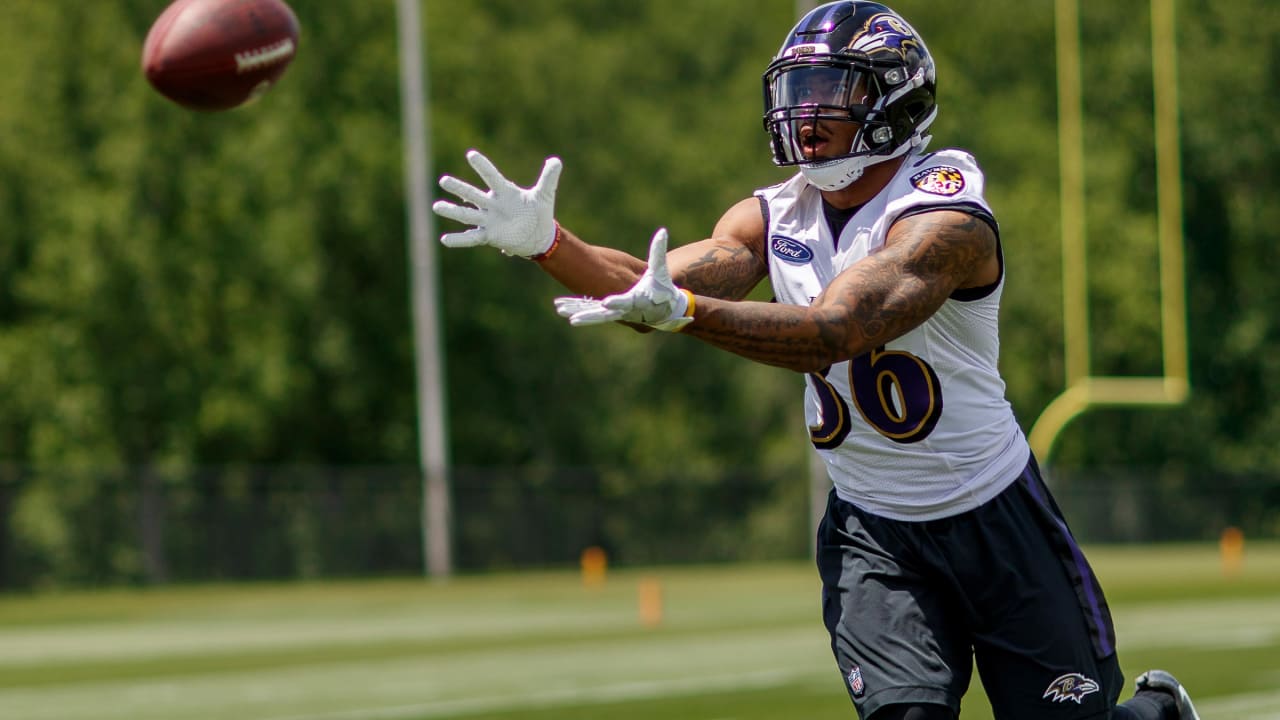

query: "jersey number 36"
xmin=808 ymin=347 xmax=944 ymax=449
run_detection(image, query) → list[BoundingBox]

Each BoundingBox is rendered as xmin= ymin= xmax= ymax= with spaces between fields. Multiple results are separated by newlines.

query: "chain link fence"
xmin=0 ymin=464 xmax=1276 ymax=590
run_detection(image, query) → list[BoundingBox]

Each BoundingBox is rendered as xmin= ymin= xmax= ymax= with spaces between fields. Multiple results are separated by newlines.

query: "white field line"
xmin=0 ymin=593 xmax=811 ymax=667
xmin=261 ymin=668 xmax=812 ymax=720
xmin=1197 ymin=688 xmax=1280 ymax=720
xmin=1111 ymin=597 xmax=1280 ymax=651
xmin=0 ymin=605 xmax=633 ymax=666
xmin=0 ymin=626 xmax=834 ymax=720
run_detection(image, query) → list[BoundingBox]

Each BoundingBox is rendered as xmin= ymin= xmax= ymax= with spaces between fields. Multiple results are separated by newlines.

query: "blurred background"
xmin=0 ymin=1 xmax=1278 ymax=717
xmin=1 ymin=0 xmax=1276 ymax=588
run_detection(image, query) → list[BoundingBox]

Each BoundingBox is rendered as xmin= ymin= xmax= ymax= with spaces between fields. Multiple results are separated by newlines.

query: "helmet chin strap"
xmin=800 ymin=132 xmax=933 ymax=191
xmin=800 ymin=155 xmax=867 ymax=192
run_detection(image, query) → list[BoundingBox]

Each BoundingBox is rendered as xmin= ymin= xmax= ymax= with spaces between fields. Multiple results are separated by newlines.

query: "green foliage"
xmin=0 ymin=1 xmax=1276 ymax=586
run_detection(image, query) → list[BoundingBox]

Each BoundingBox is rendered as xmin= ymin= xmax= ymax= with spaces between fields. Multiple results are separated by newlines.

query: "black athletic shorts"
xmin=816 ymin=457 xmax=1125 ymax=719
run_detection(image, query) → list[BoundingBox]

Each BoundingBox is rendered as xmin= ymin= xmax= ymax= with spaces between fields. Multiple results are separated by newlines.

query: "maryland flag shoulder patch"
xmin=910 ymin=165 xmax=965 ymax=196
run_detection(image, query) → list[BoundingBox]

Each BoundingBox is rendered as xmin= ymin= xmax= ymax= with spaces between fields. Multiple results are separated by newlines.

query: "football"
xmin=142 ymin=0 xmax=300 ymax=112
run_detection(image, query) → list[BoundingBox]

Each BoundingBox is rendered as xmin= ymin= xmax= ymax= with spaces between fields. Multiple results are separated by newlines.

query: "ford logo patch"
xmin=770 ymin=235 xmax=813 ymax=264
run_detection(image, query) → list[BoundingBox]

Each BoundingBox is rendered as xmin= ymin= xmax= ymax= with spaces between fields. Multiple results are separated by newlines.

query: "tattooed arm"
xmin=683 ymin=210 xmax=1000 ymax=373
xmin=536 ymin=200 xmax=997 ymax=374
xmin=668 ymin=197 xmax=770 ymax=300
xmin=536 ymin=196 xmax=769 ymax=301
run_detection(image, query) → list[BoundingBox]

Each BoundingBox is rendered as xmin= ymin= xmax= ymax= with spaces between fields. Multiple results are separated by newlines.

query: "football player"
xmin=432 ymin=2 xmax=1199 ymax=718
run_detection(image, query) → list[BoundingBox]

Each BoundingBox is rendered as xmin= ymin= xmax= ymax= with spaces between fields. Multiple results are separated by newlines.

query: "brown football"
xmin=142 ymin=0 xmax=300 ymax=112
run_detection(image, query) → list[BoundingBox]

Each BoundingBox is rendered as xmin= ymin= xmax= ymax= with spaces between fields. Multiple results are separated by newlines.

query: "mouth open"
xmin=799 ymin=126 xmax=830 ymax=158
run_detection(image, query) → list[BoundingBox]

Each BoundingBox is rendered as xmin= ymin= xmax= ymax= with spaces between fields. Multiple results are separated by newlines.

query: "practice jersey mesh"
xmin=757 ymin=148 xmax=1030 ymax=521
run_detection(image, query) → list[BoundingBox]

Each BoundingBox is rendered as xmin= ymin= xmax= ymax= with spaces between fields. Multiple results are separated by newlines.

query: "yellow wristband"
xmin=674 ymin=289 xmax=696 ymax=332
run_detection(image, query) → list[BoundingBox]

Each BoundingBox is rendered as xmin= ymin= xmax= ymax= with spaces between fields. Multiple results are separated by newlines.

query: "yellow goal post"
xmin=1028 ymin=0 xmax=1190 ymax=464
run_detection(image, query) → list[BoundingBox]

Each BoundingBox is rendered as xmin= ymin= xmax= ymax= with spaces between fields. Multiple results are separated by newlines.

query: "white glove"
xmin=554 ymin=228 xmax=694 ymax=332
xmin=431 ymin=150 xmax=562 ymax=258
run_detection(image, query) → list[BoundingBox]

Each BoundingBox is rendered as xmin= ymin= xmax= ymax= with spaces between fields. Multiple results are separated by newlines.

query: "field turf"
xmin=1 ymin=542 xmax=1278 ymax=719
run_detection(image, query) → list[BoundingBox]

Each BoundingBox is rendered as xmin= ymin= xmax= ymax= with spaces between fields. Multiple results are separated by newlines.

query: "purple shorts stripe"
xmin=1019 ymin=466 xmax=1114 ymax=657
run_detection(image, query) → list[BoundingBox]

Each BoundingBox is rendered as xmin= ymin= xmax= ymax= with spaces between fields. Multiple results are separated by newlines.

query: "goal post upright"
xmin=1028 ymin=0 xmax=1190 ymax=465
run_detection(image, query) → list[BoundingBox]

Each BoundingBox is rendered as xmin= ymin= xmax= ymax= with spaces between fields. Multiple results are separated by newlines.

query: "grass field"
xmin=2 ymin=542 xmax=1279 ymax=719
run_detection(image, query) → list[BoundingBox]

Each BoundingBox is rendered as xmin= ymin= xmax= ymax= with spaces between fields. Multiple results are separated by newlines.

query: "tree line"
xmin=0 ymin=0 xmax=1276 ymax=588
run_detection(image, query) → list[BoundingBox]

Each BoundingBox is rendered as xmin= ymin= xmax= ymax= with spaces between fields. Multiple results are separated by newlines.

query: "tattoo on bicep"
xmin=827 ymin=213 xmax=994 ymax=349
xmin=687 ymin=213 xmax=996 ymax=369
xmin=901 ymin=213 xmax=992 ymax=279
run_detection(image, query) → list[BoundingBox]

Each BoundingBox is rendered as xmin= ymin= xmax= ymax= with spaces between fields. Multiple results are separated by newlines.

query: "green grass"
xmin=1 ymin=542 xmax=1278 ymax=719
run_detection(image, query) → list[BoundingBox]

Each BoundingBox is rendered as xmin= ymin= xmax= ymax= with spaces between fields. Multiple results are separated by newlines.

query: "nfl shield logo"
xmin=847 ymin=665 xmax=865 ymax=697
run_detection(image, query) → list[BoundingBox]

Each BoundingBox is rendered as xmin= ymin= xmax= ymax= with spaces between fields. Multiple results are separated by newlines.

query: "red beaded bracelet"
xmin=531 ymin=222 xmax=562 ymax=263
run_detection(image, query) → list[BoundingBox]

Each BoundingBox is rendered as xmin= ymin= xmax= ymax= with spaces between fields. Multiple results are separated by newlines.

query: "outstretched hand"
xmin=432 ymin=150 xmax=562 ymax=258
xmin=554 ymin=228 xmax=693 ymax=332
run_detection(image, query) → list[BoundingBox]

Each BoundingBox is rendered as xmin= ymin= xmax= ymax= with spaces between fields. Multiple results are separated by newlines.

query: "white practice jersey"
xmin=758 ymin=147 xmax=1029 ymax=521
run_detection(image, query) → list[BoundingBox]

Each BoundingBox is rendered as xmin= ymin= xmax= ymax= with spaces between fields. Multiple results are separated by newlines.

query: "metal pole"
xmin=1150 ymin=0 xmax=1188 ymax=388
xmin=1055 ymin=0 xmax=1090 ymax=388
xmin=396 ymin=0 xmax=452 ymax=578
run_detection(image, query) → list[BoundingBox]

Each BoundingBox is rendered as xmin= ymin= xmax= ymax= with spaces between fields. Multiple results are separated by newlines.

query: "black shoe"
xmin=1135 ymin=670 xmax=1200 ymax=720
